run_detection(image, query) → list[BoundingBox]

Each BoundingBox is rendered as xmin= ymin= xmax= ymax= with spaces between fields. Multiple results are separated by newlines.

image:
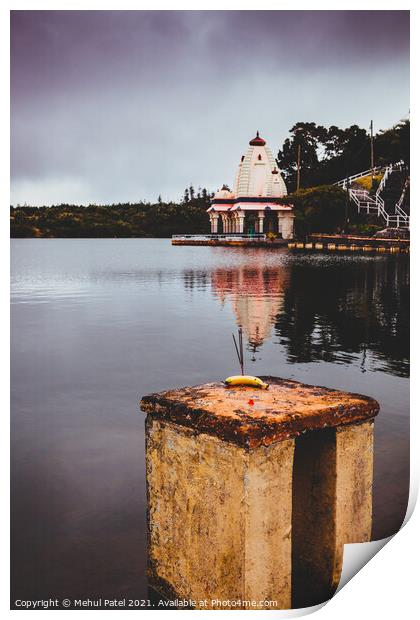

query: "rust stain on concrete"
xmin=141 ymin=376 xmax=379 ymax=449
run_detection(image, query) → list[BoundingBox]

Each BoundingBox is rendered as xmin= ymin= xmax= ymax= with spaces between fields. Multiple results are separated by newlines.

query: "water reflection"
xmin=183 ymin=254 xmax=409 ymax=377
xmin=211 ymin=264 xmax=287 ymax=355
xmin=274 ymin=256 xmax=409 ymax=377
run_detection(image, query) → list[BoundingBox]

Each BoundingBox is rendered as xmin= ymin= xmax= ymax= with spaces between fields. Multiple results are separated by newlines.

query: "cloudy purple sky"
xmin=11 ymin=10 xmax=409 ymax=205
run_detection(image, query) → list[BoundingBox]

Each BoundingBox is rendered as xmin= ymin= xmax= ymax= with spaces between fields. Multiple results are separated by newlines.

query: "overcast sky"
xmin=11 ymin=10 xmax=409 ymax=205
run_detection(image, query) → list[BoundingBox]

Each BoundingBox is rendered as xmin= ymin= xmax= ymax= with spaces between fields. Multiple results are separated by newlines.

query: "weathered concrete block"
xmin=141 ymin=377 xmax=379 ymax=610
xmin=145 ymin=417 xmax=294 ymax=609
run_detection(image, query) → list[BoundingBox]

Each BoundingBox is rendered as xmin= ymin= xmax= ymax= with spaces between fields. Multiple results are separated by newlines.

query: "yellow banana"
xmin=224 ymin=375 xmax=269 ymax=390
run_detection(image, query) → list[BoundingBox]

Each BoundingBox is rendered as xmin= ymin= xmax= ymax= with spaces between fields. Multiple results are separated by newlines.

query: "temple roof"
xmin=214 ymin=185 xmax=235 ymax=200
xmin=233 ymin=133 xmax=287 ymax=199
xmin=249 ymin=130 xmax=266 ymax=146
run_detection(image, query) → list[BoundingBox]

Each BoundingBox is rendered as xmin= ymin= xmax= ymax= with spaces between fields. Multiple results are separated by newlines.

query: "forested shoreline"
xmin=10 ymin=189 xmax=212 ymax=238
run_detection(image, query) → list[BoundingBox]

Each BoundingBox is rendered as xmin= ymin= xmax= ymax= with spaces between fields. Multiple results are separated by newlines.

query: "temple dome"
xmin=233 ymin=133 xmax=287 ymax=198
xmin=249 ymin=131 xmax=266 ymax=146
xmin=214 ymin=185 xmax=235 ymax=200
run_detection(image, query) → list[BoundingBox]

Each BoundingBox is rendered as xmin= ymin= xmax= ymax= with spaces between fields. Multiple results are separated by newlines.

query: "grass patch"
xmin=353 ymin=174 xmax=383 ymax=191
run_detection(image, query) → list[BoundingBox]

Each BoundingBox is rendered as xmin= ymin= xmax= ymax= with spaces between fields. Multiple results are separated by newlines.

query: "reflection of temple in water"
xmin=211 ymin=264 xmax=287 ymax=352
xmin=183 ymin=255 xmax=409 ymax=376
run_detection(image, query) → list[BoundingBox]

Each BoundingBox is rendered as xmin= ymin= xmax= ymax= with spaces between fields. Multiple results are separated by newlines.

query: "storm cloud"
xmin=11 ymin=10 xmax=409 ymax=205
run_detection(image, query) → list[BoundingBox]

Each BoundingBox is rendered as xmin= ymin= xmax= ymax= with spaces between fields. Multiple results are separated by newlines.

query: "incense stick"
xmin=232 ymin=329 xmax=244 ymax=375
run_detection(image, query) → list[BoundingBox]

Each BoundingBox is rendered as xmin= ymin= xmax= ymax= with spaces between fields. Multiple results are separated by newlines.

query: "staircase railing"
xmin=334 ymin=166 xmax=383 ymax=188
xmin=376 ymin=194 xmax=388 ymax=225
xmin=376 ymin=163 xmax=393 ymax=197
xmin=395 ymin=180 xmax=410 ymax=221
xmin=339 ymin=161 xmax=409 ymax=229
xmin=349 ymin=188 xmax=378 ymax=214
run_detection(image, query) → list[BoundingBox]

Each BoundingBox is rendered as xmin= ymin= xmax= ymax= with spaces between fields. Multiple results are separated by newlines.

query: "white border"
xmin=3 ymin=2 xmax=417 ymax=618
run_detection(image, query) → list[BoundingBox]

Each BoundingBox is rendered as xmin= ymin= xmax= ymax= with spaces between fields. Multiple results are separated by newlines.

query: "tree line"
xmin=276 ymin=119 xmax=409 ymax=190
xmin=11 ymin=187 xmax=213 ymax=238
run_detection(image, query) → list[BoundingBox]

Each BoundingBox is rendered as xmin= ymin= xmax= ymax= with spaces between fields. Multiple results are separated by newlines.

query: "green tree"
xmin=280 ymin=185 xmax=347 ymax=236
xmin=277 ymin=118 xmax=409 ymax=189
xmin=277 ymin=122 xmax=326 ymax=189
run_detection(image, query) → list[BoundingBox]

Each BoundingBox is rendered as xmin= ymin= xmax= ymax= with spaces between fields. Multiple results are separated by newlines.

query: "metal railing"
xmin=375 ymin=194 xmax=388 ymax=224
xmin=342 ymin=161 xmax=409 ymax=229
xmin=375 ymin=163 xmax=409 ymax=227
xmin=334 ymin=166 xmax=383 ymax=188
xmin=334 ymin=160 xmax=404 ymax=188
xmin=348 ymin=189 xmax=378 ymax=215
xmin=376 ymin=164 xmax=392 ymax=196
xmin=395 ymin=180 xmax=410 ymax=221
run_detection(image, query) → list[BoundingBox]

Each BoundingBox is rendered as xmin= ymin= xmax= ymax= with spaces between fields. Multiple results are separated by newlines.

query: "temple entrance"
xmin=246 ymin=214 xmax=258 ymax=236
xmin=264 ymin=213 xmax=278 ymax=234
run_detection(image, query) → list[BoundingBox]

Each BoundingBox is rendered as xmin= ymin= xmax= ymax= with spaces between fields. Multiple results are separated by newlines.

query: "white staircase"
xmin=334 ymin=162 xmax=409 ymax=229
xmin=335 ymin=166 xmax=383 ymax=189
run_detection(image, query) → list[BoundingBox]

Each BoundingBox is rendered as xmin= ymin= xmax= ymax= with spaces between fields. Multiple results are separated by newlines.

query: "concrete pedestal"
xmin=141 ymin=377 xmax=379 ymax=610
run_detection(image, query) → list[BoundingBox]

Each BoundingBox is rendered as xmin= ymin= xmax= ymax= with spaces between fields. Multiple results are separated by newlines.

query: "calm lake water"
xmin=11 ymin=239 xmax=409 ymax=604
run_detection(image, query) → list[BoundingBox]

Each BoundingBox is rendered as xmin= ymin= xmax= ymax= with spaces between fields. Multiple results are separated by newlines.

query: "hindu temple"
xmin=207 ymin=131 xmax=295 ymax=238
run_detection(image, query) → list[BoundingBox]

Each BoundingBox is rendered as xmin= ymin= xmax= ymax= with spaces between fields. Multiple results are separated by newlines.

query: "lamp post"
xmin=370 ymin=120 xmax=374 ymax=188
xmin=344 ymin=155 xmax=350 ymax=234
xmin=296 ymin=143 xmax=301 ymax=191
